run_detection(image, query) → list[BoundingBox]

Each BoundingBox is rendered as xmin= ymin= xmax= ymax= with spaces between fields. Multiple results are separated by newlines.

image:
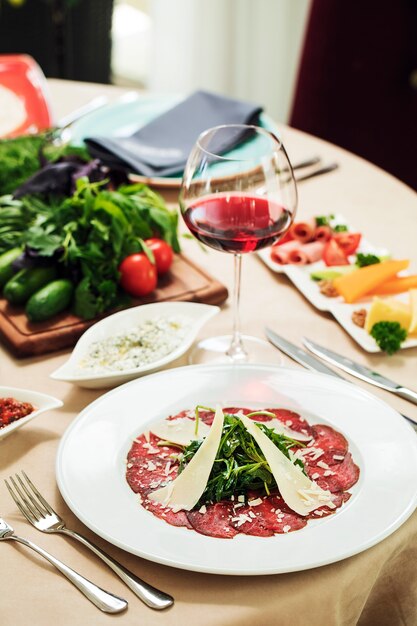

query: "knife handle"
xmin=396 ymin=387 xmax=417 ymax=407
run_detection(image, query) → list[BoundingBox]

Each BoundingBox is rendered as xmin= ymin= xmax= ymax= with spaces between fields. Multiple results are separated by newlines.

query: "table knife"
xmin=302 ymin=337 xmax=417 ymax=407
xmin=264 ymin=327 xmax=417 ymax=426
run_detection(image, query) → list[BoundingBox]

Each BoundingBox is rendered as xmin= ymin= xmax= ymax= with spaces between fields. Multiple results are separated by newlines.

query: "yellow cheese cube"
xmin=365 ymin=297 xmax=411 ymax=334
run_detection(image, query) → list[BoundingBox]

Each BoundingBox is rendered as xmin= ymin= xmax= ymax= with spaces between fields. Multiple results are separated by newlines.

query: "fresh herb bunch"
xmin=1 ymin=178 xmax=180 ymax=319
xmin=0 ymin=134 xmax=90 ymax=197
xmin=178 ymin=409 xmax=305 ymax=506
xmin=355 ymin=253 xmax=381 ymax=267
xmin=370 ymin=321 xmax=407 ymax=355
xmin=315 ymin=214 xmax=335 ymax=227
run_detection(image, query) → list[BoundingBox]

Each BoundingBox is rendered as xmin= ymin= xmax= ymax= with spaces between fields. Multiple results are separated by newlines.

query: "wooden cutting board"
xmin=0 ymin=254 xmax=228 ymax=358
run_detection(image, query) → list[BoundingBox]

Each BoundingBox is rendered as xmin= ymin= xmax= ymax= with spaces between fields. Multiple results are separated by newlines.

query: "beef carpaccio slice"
xmin=125 ymin=407 xmax=359 ymax=538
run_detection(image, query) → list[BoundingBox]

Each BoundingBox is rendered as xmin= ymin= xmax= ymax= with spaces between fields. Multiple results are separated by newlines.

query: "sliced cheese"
xmin=409 ymin=289 xmax=417 ymax=335
xmin=365 ymin=297 xmax=411 ymax=334
xmin=150 ymin=417 xmax=210 ymax=447
xmin=258 ymin=418 xmax=312 ymax=442
xmin=239 ymin=414 xmax=333 ymax=516
xmin=148 ymin=406 xmax=225 ymax=512
xmin=333 ymin=259 xmax=409 ymax=303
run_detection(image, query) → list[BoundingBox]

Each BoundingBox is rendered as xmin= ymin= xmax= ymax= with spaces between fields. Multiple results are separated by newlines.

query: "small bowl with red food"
xmin=0 ymin=386 xmax=63 ymax=441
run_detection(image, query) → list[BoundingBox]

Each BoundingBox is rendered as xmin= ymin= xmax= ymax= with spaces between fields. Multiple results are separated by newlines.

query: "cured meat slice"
xmin=230 ymin=495 xmax=307 ymax=536
xmin=314 ymin=225 xmax=332 ymax=242
xmin=127 ymin=432 xmax=180 ymax=461
xmin=223 ymin=407 xmax=253 ymax=416
xmin=308 ymin=491 xmax=351 ymax=519
xmin=186 ymin=502 xmax=238 ymax=538
xmin=270 ymin=240 xmax=301 ymax=264
xmin=289 ymin=221 xmax=315 ymax=243
xmin=287 ymin=241 xmax=325 ymax=265
xmin=126 ymin=455 xmax=177 ymax=495
xmin=306 ymin=453 xmax=359 ymax=492
xmin=302 ymin=447 xmax=346 ymax=468
xmin=265 ymin=408 xmax=313 ymax=437
xmin=310 ymin=424 xmax=348 ymax=454
xmin=142 ymin=496 xmax=192 ymax=529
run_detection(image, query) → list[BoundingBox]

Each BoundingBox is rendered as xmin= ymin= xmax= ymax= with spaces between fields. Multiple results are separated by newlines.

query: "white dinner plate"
xmin=56 ymin=364 xmax=417 ymax=575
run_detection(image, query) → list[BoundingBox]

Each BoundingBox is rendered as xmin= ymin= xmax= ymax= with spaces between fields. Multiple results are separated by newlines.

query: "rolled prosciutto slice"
xmin=270 ymin=240 xmax=302 ymax=264
xmin=287 ymin=240 xmax=325 ymax=265
xmin=289 ymin=220 xmax=315 ymax=243
xmin=314 ymin=225 xmax=332 ymax=242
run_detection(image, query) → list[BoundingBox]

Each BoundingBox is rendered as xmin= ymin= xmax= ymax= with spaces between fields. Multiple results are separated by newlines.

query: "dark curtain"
xmin=290 ymin=0 xmax=417 ymax=191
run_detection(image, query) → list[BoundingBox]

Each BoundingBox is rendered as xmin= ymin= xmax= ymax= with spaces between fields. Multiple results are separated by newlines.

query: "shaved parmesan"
xmin=239 ymin=414 xmax=332 ymax=516
xmin=148 ymin=406 xmax=225 ymax=512
xmin=150 ymin=417 xmax=210 ymax=446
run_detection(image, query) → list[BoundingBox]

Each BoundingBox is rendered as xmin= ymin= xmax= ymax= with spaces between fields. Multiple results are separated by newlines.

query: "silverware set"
xmin=2 ymin=471 xmax=174 ymax=613
xmin=265 ymin=328 xmax=417 ymax=427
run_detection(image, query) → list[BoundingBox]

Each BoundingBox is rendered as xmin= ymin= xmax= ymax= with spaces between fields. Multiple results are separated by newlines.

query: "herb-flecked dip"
xmin=125 ymin=407 xmax=359 ymax=538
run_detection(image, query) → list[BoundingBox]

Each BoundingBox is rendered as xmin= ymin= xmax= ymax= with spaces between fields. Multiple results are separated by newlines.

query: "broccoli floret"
xmin=355 ymin=253 xmax=381 ymax=267
xmin=370 ymin=321 xmax=407 ymax=355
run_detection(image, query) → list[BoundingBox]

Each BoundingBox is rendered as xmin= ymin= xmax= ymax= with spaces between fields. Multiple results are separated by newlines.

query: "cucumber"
xmin=310 ymin=266 xmax=356 ymax=281
xmin=3 ymin=266 xmax=57 ymax=305
xmin=0 ymin=248 xmax=23 ymax=288
xmin=26 ymin=279 xmax=74 ymax=322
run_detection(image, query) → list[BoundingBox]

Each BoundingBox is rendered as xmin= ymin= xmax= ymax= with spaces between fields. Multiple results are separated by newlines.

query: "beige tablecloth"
xmin=0 ymin=80 xmax=416 ymax=626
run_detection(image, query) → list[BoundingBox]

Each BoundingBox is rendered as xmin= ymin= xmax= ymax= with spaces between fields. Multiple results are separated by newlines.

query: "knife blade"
xmin=265 ymin=328 xmax=344 ymax=379
xmin=264 ymin=327 xmax=417 ymax=426
xmin=302 ymin=337 xmax=417 ymax=407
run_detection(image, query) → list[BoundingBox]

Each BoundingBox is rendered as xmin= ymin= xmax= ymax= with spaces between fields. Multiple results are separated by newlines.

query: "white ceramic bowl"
xmin=50 ymin=302 xmax=220 ymax=389
xmin=0 ymin=386 xmax=63 ymax=441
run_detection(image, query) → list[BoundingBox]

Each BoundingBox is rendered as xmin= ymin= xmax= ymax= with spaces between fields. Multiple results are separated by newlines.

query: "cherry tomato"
xmin=119 ymin=253 xmax=157 ymax=297
xmin=145 ymin=238 xmax=174 ymax=275
xmin=323 ymin=239 xmax=350 ymax=266
xmin=333 ymin=232 xmax=361 ymax=256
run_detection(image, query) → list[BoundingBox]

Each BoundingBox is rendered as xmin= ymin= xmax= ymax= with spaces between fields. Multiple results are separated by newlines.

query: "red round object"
xmin=119 ymin=253 xmax=157 ymax=297
xmin=145 ymin=238 xmax=174 ymax=275
xmin=333 ymin=232 xmax=361 ymax=256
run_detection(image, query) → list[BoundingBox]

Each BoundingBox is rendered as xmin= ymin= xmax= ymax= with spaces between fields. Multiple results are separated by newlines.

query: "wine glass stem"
xmin=226 ymin=253 xmax=248 ymax=362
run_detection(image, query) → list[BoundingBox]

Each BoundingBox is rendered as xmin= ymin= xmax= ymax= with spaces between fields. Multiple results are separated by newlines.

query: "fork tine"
xmin=9 ymin=476 xmax=42 ymax=521
xmin=21 ymin=470 xmax=55 ymax=516
xmin=5 ymin=479 xmax=38 ymax=524
xmin=15 ymin=474 xmax=48 ymax=518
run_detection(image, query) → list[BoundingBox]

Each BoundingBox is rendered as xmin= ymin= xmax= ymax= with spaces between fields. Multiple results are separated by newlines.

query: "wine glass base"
xmin=188 ymin=335 xmax=284 ymax=366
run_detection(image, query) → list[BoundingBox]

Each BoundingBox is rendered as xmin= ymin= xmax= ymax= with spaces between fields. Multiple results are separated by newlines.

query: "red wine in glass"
xmin=183 ymin=194 xmax=292 ymax=254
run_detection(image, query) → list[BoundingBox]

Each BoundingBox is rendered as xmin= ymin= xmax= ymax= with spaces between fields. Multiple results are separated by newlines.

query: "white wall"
xmin=148 ymin=0 xmax=311 ymax=122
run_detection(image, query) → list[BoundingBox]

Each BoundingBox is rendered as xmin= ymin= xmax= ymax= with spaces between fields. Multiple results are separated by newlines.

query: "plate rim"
xmin=56 ymin=363 xmax=417 ymax=575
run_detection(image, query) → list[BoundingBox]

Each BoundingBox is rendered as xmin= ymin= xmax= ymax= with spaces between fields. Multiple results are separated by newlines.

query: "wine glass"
xmin=179 ymin=124 xmax=297 ymax=364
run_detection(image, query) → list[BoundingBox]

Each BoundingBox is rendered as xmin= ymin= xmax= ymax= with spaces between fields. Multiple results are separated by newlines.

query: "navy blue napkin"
xmin=85 ymin=90 xmax=263 ymax=177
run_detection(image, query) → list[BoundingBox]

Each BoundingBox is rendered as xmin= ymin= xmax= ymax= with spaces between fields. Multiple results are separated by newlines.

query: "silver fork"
xmin=0 ymin=516 xmax=127 ymax=613
xmin=6 ymin=472 xmax=174 ymax=610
